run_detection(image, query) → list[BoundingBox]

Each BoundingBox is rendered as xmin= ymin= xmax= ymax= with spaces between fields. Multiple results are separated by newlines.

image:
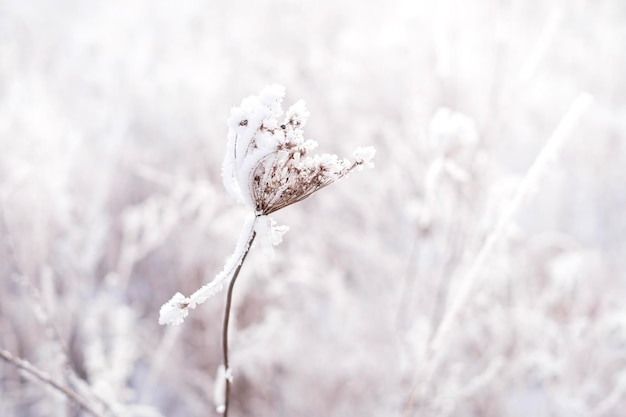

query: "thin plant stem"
xmin=0 ymin=348 xmax=107 ymax=417
xmin=222 ymin=230 xmax=256 ymax=417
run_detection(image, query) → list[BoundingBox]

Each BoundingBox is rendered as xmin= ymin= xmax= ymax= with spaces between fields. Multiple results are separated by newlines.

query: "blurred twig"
xmin=0 ymin=348 xmax=108 ymax=417
xmin=0 ymin=201 xmax=116 ymax=417
xmin=403 ymin=92 xmax=594 ymax=416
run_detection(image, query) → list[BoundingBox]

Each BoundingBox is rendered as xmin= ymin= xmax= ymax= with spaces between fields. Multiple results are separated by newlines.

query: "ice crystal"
xmin=255 ymin=215 xmax=290 ymax=260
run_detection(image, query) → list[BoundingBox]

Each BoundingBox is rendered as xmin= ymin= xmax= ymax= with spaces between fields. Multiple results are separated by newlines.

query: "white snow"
xmin=158 ymin=292 xmax=190 ymax=326
xmin=213 ymin=365 xmax=228 ymax=414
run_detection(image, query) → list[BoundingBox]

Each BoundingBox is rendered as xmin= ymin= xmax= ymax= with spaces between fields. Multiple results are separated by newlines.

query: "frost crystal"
xmin=255 ymin=215 xmax=290 ymax=259
xmin=353 ymin=146 xmax=376 ymax=169
xmin=158 ymin=292 xmax=190 ymax=326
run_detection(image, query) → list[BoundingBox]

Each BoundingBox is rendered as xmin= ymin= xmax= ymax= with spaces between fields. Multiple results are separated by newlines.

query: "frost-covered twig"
xmin=158 ymin=85 xmax=375 ymax=416
xmin=159 ymin=213 xmax=258 ymax=326
xmin=0 ymin=348 xmax=107 ymax=417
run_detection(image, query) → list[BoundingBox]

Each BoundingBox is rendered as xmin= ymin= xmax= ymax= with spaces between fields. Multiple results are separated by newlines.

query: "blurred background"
xmin=0 ymin=0 xmax=625 ymax=416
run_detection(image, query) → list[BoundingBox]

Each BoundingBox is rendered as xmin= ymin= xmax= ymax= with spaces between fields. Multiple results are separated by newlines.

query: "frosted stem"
xmin=220 ymin=221 xmax=257 ymax=416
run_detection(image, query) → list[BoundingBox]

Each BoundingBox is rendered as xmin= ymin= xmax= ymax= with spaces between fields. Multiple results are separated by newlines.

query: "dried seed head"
xmin=222 ymin=84 xmax=375 ymax=215
xmin=159 ymin=87 xmax=376 ymax=326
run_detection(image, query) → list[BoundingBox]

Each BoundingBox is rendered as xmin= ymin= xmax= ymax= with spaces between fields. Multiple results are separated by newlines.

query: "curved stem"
xmin=222 ymin=230 xmax=256 ymax=417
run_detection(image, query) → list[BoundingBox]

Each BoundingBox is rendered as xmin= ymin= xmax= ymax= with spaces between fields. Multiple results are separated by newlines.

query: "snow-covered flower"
xmin=222 ymin=84 xmax=376 ymax=215
xmin=159 ymin=85 xmax=375 ymax=326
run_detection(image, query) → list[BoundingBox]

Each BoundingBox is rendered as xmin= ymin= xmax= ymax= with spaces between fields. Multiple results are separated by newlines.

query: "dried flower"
xmin=159 ymin=85 xmax=375 ymax=326
xmin=222 ymin=84 xmax=376 ymax=216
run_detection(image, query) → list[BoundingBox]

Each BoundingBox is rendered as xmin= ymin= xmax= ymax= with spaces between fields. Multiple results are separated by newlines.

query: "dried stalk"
xmin=0 ymin=348 xmax=107 ymax=417
xmin=221 ymin=231 xmax=256 ymax=417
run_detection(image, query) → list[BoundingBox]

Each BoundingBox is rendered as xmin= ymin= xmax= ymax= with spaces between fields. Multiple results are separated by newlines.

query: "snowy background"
xmin=1 ymin=0 xmax=625 ymax=416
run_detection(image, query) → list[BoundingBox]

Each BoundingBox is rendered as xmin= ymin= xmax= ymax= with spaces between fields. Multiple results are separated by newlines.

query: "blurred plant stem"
xmin=221 ymin=230 xmax=257 ymax=416
xmin=0 ymin=348 xmax=107 ymax=417
xmin=403 ymin=92 xmax=593 ymax=417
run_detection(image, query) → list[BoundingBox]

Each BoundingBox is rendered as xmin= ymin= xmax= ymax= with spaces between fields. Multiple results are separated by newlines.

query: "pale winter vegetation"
xmin=0 ymin=1 xmax=625 ymax=417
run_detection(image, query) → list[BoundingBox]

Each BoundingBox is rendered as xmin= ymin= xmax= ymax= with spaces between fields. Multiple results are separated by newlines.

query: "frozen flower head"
xmin=159 ymin=85 xmax=375 ymax=326
xmin=222 ymin=84 xmax=376 ymax=215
